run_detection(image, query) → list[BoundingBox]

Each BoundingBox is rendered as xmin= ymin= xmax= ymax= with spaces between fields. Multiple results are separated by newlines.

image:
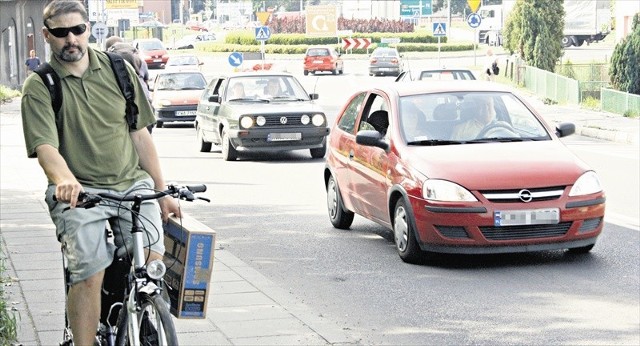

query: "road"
xmin=149 ymin=66 xmax=639 ymax=344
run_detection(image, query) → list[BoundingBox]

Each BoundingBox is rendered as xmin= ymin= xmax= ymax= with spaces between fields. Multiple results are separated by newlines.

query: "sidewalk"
xmin=0 ymin=99 xmax=356 ymax=345
xmin=1 ymin=91 xmax=638 ymax=345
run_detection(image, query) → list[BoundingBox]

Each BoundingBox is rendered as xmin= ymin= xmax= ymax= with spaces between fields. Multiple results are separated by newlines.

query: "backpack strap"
xmin=34 ymin=63 xmax=62 ymax=116
xmin=105 ymin=51 xmax=139 ymax=131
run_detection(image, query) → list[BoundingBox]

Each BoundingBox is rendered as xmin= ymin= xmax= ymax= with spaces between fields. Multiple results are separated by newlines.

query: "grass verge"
xmin=0 ymin=86 xmax=21 ymax=105
xmin=0 ymin=252 xmax=18 ymax=346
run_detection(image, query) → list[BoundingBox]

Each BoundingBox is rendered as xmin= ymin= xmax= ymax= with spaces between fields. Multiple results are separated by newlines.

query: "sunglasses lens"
xmin=49 ymin=24 xmax=86 ymax=38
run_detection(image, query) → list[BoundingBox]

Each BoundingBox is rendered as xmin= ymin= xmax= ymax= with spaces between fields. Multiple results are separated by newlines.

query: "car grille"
xmin=481 ymin=186 xmax=565 ymax=203
xmin=578 ymin=217 xmax=602 ymax=233
xmin=255 ymin=115 xmax=311 ymax=128
xmin=479 ymin=222 xmax=572 ymax=240
xmin=436 ymin=226 xmax=470 ymax=239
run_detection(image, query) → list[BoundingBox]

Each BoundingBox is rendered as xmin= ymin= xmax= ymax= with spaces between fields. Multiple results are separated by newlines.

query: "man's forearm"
xmin=130 ymin=129 xmax=166 ymax=190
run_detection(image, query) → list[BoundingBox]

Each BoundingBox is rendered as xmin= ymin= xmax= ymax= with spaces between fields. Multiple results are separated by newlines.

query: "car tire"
xmin=155 ymin=121 xmax=163 ymax=128
xmin=567 ymin=244 xmax=594 ymax=254
xmin=310 ymin=141 xmax=326 ymax=159
xmin=393 ymin=199 xmax=423 ymax=264
xmin=196 ymin=125 xmax=211 ymax=152
xmin=326 ymin=175 xmax=354 ymax=229
xmin=332 ymin=65 xmax=337 ymax=75
xmin=304 ymin=70 xmax=309 ymax=76
xmin=221 ymin=128 xmax=237 ymax=161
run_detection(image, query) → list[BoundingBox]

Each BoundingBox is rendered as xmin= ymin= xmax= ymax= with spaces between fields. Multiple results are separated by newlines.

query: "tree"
xmin=610 ymin=13 xmax=640 ymax=95
xmin=503 ymin=0 xmax=564 ymax=72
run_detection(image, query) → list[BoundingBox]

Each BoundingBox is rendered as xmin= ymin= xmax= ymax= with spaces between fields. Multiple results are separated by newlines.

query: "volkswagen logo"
xmin=518 ymin=189 xmax=533 ymax=202
xmin=280 ymin=117 xmax=288 ymax=124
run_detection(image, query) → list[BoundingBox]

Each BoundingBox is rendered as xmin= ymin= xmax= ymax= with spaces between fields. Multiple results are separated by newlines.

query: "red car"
xmin=133 ymin=38 xmax=169 ymax=69
xmin=324 ymin=81 xmax=606 ymax=263
xmin=303 ymin=46 xmax=344 ymax=75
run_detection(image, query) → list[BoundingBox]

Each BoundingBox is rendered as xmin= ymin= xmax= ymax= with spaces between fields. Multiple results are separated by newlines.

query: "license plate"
xmin=175 ymin=110 xmax=196 ymax=116
xmin=494 ymin=208 xmax=560 ymax=226
xmin=153 ymin=59 xmax=162 ymax=62
xmin=267 ymin=133 xmax=302 ymax=141
xmin=313 ymin=60 xmax=323 ymax=64
xmin=379 ymin=67 xmax=390 ymax=71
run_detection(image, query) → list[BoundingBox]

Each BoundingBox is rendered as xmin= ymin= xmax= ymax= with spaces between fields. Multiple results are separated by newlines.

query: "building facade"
xmin=1 ymin=0 xmax=49 ymax=88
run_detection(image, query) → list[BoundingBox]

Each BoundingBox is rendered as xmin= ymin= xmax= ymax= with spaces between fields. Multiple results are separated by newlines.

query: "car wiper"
xmin=407 ymin=139 xmax=465 ymax=146
xmin=465 ymin=137 xmax=525 ymax=143
xmin=229 ymin=97 xmax=269 ymax=103
xmin=180 ymin=87 xmax=203 ymax=90
xmin=271 ymin=96 xmax=305 ymax=101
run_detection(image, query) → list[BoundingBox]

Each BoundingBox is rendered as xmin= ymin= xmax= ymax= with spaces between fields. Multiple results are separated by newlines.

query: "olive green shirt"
xmin=21 ymin=47 xmax=156 ymax=191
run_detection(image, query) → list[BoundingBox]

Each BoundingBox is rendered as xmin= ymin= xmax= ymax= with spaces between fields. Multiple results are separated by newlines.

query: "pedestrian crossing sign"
xmin=255 ymin=26 xmax=271 ymax=41
xmin=432 ymin=22 xmax=447 ymax=37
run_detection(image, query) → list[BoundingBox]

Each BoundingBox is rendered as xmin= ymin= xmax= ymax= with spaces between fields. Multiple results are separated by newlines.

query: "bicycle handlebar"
xmin=55 ymin=183 xmax=209 ymax=210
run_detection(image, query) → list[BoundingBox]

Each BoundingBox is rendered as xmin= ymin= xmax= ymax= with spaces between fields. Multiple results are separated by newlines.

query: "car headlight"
xmin=153 ymin=99 xmax=172 ymax=108
xmin=301 ymin=114 xmax=310 ymax=125
xmin=423 ymin=179 xmax=478 ymax=202
xmin=256 ymin=116 xmax=266 ymax=126
xmin=569 ymin=171 xmax=603 ymax=196
xmin=240 ymin=116 xmax=254 ymax=129
xmin=312 ymin=114 xmax=325 ymax=126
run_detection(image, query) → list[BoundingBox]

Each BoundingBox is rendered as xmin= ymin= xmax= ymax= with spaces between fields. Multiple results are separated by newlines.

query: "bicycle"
xmin=57 ymin=183 xmax=209 ymax=346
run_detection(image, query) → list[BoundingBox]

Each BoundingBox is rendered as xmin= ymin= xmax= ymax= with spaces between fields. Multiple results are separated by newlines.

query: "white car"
xmin=164 ymin=55 xmax=203 ymax=72
xmin=172 ymin=33 xmax=215 ymax=50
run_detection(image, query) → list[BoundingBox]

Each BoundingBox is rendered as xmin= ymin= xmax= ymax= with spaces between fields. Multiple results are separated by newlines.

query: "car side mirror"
xmin=208 ymin=94 xmax=221 ymax=103
xmin=309 ymin=93 xmax=319 ymax=100
xmin=199 ymin=61 xmax=204 ymax=65
xmin=555 ymin=122 xmax=575 ymax=138
xmin=356 ymin=130 xmax=389 ymax=151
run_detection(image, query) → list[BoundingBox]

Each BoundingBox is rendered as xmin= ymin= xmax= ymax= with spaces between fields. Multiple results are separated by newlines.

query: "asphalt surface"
xmin=0 ymin=84 xmax=638 ymax=345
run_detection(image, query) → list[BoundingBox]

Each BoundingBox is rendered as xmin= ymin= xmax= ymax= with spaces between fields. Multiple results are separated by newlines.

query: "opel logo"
xmin=280 ymin=117 xmax=288 ymax=124
xmin=519 ymin=189 xmax=533 ymax=202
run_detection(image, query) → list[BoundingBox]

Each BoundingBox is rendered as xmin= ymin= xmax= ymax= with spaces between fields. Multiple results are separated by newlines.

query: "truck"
xmin=476 ymin=0 xmax=611 ymax=48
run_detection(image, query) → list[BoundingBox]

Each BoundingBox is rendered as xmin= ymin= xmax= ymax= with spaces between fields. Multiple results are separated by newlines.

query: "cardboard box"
xmin=163 ymin=213 xmax=216 ymax=319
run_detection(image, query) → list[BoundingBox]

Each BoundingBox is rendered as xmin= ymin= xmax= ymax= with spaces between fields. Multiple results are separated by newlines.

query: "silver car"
xmin=369 ymin=47 xmax=404 ymax=77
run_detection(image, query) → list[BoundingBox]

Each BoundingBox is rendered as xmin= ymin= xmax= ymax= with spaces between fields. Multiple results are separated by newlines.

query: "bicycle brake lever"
xmin=197 ymin=196 xmax=211 ymax=203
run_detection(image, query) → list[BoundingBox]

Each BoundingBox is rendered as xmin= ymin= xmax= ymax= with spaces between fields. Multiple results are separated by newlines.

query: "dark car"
xmin=195 ymin=72 xmax=330 ymax=161
xmin=303 ymin=46 xmax=344 ymax=75
xmin=133 ymin=38 xmax=169 ymax=69
xmin=150 ymin=71 xmax=207 ymax=127
xmin=324 ymin=81 xmax=605 ymax=263
xmin=395 ymin=68 xmax=477 ymax=82
xmin=368 ymin=47 xmax=404 ymax=76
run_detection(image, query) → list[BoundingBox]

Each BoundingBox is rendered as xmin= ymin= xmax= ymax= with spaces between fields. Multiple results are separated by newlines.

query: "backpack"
xmin=33 ymin=51 xmax=138 ymax=131
xmin=491 ymin=61 xmax=500 ymax=76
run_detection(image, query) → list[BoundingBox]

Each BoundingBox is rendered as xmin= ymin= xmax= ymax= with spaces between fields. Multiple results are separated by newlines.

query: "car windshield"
xmin=399 ymin=91 xmax=550 ymax=144
xmin=139 ymin=40 xmax=164 ymax=51
xmin=155 ymin=73 xmax=206 ymax=90
xmin=373 ymin=49 xmax=398 ymax=57
xmin=307 ymin=48 xmax=330 ymax=57
xmin=225 ymin=75 xmax=311 ymax=101
xmin=419 ymin=70 xmax=476 ymax=80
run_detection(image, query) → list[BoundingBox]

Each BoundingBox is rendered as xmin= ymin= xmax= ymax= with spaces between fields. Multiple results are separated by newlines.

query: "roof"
xmin=375 ymin=80 xmax=515 ymax=97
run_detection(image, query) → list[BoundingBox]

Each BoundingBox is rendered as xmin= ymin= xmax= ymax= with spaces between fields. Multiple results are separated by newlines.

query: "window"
xmin=337 ymin=93 xmax=366 ymax=133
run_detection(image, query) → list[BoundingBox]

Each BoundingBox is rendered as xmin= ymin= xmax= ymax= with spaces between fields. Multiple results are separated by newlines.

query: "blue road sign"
xmin=255 ymin=26 xmax=271 ymax=41
xmin=432 ymin=22 xmax=447 ymax=37
xmin=228 ymin=52 xmax=243 ymax=67
xmin=467 ymin=13 xmax=482 ymax=28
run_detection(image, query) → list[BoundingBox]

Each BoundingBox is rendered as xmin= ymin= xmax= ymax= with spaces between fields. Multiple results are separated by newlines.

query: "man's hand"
xmin=54 ymin=179 xmax=84 ymax=208
xmin=159 ymin=196 xmax=181 ymax=222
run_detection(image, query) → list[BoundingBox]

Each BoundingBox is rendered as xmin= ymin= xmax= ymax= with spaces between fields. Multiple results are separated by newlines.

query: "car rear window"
xmin=307 ymin=48 xmax=330 ymax=57
xmin=373 ymin=49 xmax=397 ymax=57
xmin=139 ymin=40 xmax=165 ymax=51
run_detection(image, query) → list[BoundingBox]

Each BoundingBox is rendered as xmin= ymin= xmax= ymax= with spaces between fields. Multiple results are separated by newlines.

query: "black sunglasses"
xmin=46 ymin=23 xmax=87 ymax=38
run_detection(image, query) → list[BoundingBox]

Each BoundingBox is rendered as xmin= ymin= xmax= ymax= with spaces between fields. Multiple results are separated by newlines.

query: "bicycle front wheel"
xmin=115 ymin=293 xmax=178 ymax=346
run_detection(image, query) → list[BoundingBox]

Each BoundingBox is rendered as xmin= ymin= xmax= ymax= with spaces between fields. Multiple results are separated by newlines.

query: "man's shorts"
xmin=45 ymin=178 xmax=165 ymax=285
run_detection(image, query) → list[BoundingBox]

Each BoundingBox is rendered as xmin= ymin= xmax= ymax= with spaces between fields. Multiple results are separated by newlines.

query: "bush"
xmin=0 ymin=256 xmax=18 ymax=346
xmin=0 ymin=85 xmax=21 ymax=104
xmin=610 ymin=13 xmax=640 ymax=95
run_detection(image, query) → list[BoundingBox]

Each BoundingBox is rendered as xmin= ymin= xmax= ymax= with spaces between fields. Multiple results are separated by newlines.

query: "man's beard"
xmin=58 ymin=43 xmax=85 ymax=62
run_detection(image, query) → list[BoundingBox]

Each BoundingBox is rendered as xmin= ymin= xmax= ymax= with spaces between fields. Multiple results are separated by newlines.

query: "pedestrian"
xmin=25 ymin=49 xmax=41 ymax=75
xmin=106 ymin=35 xmax=150 ymax=89
xmin=484 ymin=48 xmax=499 ymax=82
xmin=20 ymin=1 xmax=180 ymax=345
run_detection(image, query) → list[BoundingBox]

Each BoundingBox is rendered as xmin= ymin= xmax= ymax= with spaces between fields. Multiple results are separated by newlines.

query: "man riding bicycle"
xmin=20 ymin=1 xmax=180 ymax=344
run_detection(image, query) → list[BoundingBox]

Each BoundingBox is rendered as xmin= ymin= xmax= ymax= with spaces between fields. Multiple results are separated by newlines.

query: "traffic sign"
xmin=228 ymin=52 xmax=243 ymax=67
xmin=306 ymin=5 xmax=338 ymax=37
xmin=400 ymin=0 xmax=433 ymax=17
xmin=467 ymin=13 xmax=482 ymax=28
xmin=255 ymin=26 xmax=271 ymax=41
xmin=432 ymin=22 xmax=447 ymax=37
xmin=91 ymin=22 xmax=108 ymax=40
xmin=467 ymin=0 xmax=481 ymax=13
